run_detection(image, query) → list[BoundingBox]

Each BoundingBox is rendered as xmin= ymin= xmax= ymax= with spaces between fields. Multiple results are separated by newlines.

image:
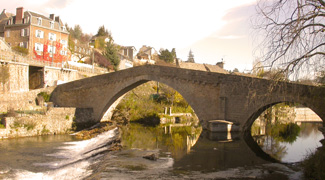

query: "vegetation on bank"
xmin=302 ymin=146 xmax=325 ymax=180
xmin=111 ymin=81 xmax=196 ymax=125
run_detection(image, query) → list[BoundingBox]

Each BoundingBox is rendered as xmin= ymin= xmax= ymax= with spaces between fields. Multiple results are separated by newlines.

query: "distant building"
xmin=0 ymin=9 xmax=13 ymax=37
xmin=118 ymin=46 xmax=136 ymax=61
xmin=0 ymin=7 xmax=69 ymax=63
xmin=136 ymin=45 xmax=159 ymax=60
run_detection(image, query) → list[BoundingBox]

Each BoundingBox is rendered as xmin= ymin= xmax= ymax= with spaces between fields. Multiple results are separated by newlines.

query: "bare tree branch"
xmin=254 ymin=0 xmax=325 ymax=78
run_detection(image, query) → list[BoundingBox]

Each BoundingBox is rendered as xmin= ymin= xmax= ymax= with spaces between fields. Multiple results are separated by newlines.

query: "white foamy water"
xmin=4 ymin=128 xmax=119 ymax=180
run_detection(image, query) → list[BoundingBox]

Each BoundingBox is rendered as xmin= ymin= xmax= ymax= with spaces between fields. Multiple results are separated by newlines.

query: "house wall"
xmin=29 ymin=24 xmax=69 ymax=61
xmin=4 ymin=25 xmax=30 ymax=48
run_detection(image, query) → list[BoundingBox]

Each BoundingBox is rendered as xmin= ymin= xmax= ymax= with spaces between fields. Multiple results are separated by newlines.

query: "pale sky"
xmin=2 ymin=0 xmax=258 ymax=72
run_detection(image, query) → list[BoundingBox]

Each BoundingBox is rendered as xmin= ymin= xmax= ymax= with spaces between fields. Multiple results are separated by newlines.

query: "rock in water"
xmin=143 ymin=154 xmax=158 ymax=161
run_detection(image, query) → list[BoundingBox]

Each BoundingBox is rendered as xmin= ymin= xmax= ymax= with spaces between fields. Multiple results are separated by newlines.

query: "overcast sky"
xmin=2 ymin=0 xmax=258 ymax=72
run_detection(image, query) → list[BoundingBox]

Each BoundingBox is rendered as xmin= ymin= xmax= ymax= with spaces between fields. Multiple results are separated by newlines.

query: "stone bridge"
xmin=50 ymin=65 xmax=325 ymax=131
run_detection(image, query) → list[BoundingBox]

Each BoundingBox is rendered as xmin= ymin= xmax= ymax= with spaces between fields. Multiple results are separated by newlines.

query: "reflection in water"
xmin=121 ymin=123 xmax=273 ymax=172
xmin=251 ymin=104 xmax=324 ymax=163
xmin=251 ymin=104 xmax=325 ymax=163
xmin=121 ymin=123 xmax=202 ymax=160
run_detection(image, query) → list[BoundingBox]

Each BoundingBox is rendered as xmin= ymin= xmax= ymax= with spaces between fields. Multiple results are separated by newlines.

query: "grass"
xmin=11 ymin=120 xmax=36 ymax=131
xmin=16 ymin=110 xmax=46 ymax=115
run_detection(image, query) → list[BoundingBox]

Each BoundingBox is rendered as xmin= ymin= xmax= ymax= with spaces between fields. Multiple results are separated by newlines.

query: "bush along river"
xmin=0 ymin=83 xmax=324 ymax=179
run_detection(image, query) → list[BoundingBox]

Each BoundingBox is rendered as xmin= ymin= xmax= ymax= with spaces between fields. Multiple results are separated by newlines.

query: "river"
xmin=0 ymin=122 xmax=323 ymax=179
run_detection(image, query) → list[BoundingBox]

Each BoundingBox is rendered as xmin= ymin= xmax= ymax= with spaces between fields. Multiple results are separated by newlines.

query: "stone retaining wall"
xmin=0 ymin=107 xmax=75 ymax=138
xmin=0 ymin=87 xmax=54 ymax=112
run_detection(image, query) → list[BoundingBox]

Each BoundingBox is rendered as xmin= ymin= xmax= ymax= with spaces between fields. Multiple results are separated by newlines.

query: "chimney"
xmin=216 ymin=62 xmax=224 ymax=69
xmin=49 ymin=14 xmax=55 ymax=20
xmin=55 ymin=16 xmax=60 ymax=23
xmin=16 ymin=7 xmax=24 ymax=24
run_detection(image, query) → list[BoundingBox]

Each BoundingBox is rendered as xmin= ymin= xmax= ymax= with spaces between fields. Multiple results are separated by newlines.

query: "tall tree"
xmin=73 ymin=24 xmax=83 ymax=40
xmin=96 ymin=25 xmax=111 ymax=38
xmin=187 ymin=50 xmax=195 ymax=63
xmin=254 ymin=0 xmax=325 ymax=76
xmin=103 ymin=39 xmax=120 ymax=71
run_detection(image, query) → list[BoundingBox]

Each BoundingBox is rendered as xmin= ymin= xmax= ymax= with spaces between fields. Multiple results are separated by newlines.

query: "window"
xmin=37 ymin=17 xmax=42 ymax=26
xmin=20 ymin=42 xmax=28 ymax=49
xmin=21 ymin=28 xmax=29 ymax=37
xmin=62 ymin=26 xmax=66 ymax=31
xmin=48 ymin=45 xmax=56 ymax=54
xmin=60 ymin=50 xmax=67 ymax=55
xmin=36 ymin=30 xmax=44 ymax=38
xmin=35 ymin=43 xmax=43 ymax=52
xmin=50 ymin=21 xmax=54 ymax=29
xmin=49 ymin=33 xmax=56 ymax=41
xmin=23 ymin=17 xmax=29 ymax=24
xmin=24 ymin=42 xmax=28 ymax=49
xmin=60 ymin=39 xmax=67 ymax=48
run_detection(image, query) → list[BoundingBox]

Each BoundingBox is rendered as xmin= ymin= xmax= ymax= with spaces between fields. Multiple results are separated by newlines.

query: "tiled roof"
xmin=26 ymin=11 xmax=52 ymax=21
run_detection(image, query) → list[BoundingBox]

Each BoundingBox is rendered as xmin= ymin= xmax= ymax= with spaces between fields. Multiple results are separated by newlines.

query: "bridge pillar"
xmin=73 ymin=108 xmax=97 ymax=130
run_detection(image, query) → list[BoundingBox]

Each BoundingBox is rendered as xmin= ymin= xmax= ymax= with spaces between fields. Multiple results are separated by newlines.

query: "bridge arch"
xmin=244 ymin=98 xmax=324 ymax=132
xmin=97 ymin=74 xmax=202 ymax=125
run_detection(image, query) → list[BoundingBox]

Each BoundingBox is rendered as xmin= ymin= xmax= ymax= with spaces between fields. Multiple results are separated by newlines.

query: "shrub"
xmin=11 ymin=119 xmax=36 ymax=131
xmin=37 ymin=92 xmax=51 ymax=102
xmin=0 ymin=123 xmax=5 ymax=129
xmin=12 ymin=46 xmax=28 ymax=56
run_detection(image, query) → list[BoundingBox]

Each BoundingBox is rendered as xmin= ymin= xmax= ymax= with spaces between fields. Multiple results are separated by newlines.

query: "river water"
xmin=0 ymin=122 xmax=323 ymax=180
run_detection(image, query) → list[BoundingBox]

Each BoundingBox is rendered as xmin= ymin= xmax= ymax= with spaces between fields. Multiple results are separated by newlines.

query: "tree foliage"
xmin=96 ymin=25 xmax=111 ymax=38
xmin=103 ymin=39 xmax=120 ymax=71
xmin=187 ymin=50 xmax=195 ymax=63
xmin=66 ymin=23 xmax=92 ymax=44
xmin=84 ymin=51 xmax=113 ymax=70
xmin=159 ymin=49 xmax=175 ymax=63
xmin=254 ymin=0 xmax=325 ymax=75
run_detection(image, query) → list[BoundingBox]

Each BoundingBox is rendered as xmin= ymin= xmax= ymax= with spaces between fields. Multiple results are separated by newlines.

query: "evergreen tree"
xmin=159 ymin=49 xmax=174 ymax=63
xmin=187 ymin=50 xmax=195 ymax=63
xmin=103 ymin=39 xmax=120 ymax=71
xmin=96 ymin=25 xmax=111 ymax=38
xmin=73 ymin=24 xmax=82 ymax=40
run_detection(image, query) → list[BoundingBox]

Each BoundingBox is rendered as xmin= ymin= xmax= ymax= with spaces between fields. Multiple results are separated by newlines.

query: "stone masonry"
xmin=0 ymin=107 xmax=75 ymax=138
xmin=51 ymin=65 xmax=325 ymax=131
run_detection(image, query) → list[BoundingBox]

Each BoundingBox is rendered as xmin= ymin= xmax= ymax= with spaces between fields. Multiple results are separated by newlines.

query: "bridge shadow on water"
xmin=171 ymin=130 xmax=279 ymax=172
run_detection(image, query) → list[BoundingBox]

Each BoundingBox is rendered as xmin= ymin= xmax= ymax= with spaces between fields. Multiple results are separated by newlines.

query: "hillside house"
xmin=118 ymin=46 xmax=136 ymax=61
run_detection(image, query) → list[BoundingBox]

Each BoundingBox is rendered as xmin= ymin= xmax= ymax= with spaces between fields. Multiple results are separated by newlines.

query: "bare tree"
xmin=254 ymin=0 xmax=325 ymax=77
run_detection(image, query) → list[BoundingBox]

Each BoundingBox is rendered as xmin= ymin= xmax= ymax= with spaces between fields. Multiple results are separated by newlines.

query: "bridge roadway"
xmin=50 ymin=65 xmax=325 ymax=131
